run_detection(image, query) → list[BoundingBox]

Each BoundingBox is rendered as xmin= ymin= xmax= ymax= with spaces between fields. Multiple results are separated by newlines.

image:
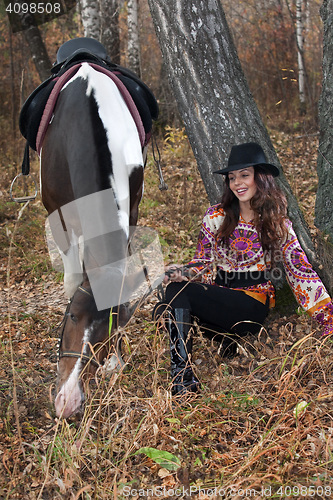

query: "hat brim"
xmin=213 ymin=162 xmax=280 ymax=178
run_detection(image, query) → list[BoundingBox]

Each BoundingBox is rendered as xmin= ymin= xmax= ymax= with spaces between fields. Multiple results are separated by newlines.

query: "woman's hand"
xmin=163 ymin=265 xmax=186 ymax=284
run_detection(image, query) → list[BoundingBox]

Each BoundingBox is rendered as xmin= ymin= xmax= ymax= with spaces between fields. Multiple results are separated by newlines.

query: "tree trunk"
xmin=127 ymin=0 xmax=140 ymax=76
xmin=9 ymin=26 xmax=16 ymax=138
xmin=147 ymin=0 xmax=317 ymax=265
xmin=315 ymin=0 xmax=333 ymax=243
xmin=285 ymin=0 xmax=313 ymax=113
xmin=100 ymin=0 xmax=121 ymax=65
xmin=296 ymin=0 xmax=306 ymax=112
xmin=79 ymin=0 xmax=100 ymax=39
xmin=18 ymin=12 xmax=51 ymax=82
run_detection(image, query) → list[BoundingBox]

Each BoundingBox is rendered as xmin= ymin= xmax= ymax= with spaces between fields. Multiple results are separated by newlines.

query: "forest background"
xmin=1 ymin=0 xmax=333 ymax=499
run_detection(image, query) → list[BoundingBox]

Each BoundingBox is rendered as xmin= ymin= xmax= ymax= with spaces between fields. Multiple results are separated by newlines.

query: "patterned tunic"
xmin=188 ymin=205 xmax=333 ymax=335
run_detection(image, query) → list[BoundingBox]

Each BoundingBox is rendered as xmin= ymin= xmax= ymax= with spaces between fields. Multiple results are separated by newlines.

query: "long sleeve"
xmin=187 ymin=206 xmax=217 ymax=283
xmin=187 ymin=204 xmax=271 ymax=286
xmin=282 ymin=220 xmax=333 ymax=334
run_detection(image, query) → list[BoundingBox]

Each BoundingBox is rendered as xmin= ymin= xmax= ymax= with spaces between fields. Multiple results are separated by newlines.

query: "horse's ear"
xmin=81 ymin=269 xmax=90 ymax=288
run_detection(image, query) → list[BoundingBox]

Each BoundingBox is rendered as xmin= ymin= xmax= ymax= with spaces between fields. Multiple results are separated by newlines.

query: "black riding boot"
xmin=168 ymin=308 xmax=199 ymax=396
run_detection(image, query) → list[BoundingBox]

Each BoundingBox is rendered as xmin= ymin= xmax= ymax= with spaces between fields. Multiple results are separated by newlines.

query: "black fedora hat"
xmin=214 ymin=142 xmax=280 ymax=177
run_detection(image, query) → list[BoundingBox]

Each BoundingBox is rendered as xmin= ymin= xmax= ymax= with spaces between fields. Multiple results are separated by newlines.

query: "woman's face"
xmin=228 ymin=167 xmax=257 ymax=204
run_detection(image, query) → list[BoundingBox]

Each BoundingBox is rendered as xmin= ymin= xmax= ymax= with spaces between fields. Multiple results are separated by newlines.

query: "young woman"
xmin=155 ymin=142 xmax=333 ymax=397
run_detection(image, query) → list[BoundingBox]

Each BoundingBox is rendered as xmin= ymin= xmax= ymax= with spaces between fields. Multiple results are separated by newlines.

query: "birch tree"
xmin=78 ymin=0 xmax=120 ymax=65
xmin=127 ymin=0 xmax=140 ymax=75
xmin=79 ymin=0 xmax=100 ymax=39
xmin=314 ymin=0 xmax=333 ymax=243
xmin=285 ymin=0 xmax=313 ymax=113
xmin=22 ymin=23 xmax=51 ymax=82
xmin=296 ymin=0 xmax=306 ymax=111
xmin=100 ymin=0 xmax=120 ymax=64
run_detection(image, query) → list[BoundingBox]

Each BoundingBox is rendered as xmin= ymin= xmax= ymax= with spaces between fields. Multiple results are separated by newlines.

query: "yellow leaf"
xmin=158 ymin=468 xmax=172 ymax=478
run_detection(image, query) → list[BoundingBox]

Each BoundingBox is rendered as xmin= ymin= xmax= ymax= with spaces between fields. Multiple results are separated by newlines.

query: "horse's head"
xmin=54 ymin=277 xmax=127 ymax=418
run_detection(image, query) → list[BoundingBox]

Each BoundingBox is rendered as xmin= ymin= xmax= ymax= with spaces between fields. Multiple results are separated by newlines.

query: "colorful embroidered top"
xmin=188 ymin=204 xmax=333 ymax=335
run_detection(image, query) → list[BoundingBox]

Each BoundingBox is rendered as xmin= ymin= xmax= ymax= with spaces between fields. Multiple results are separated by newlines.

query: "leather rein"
xmin=56 ymin=285 xmax=102 ymax=368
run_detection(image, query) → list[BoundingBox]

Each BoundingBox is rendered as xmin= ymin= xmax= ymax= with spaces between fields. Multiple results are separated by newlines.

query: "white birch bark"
xmin=127 ymin=0 xmax=140 ymax=76
xmin=79 ymin=0 xmax=100 ymax=40
xmin=296 ymin=0 xmax=306 ymax=107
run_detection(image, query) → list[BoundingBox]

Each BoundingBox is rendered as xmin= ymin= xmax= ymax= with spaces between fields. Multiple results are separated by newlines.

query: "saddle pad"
xmin=36 ymin=62 xmax=146 ymax=155
xmin=19 ymin=77 xmax=57 ymax=151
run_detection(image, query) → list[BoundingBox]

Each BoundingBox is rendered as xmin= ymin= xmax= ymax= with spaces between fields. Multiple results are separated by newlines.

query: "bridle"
xmin=56 ymin=285 xmax=103 ymax=368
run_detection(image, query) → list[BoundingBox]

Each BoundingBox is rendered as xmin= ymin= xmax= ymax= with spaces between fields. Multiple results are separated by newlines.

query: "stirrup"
xmin=10 ymin=173 xmax=38 ymax=203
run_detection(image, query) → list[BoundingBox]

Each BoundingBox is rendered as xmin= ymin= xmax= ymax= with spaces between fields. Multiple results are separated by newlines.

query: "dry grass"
xmin=1 ymin=129 xmax=333 ymax=499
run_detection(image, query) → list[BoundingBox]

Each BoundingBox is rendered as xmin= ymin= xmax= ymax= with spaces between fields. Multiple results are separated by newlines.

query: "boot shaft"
xmin=168 ymin=308 xmax=192 ymax=365
xmin=167 ymin=308 xmax=199 ymax=396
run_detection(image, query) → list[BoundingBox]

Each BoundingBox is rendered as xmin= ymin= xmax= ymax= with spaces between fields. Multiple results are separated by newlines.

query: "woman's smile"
xmin=236 ymin=187 xmax=248 ymax=195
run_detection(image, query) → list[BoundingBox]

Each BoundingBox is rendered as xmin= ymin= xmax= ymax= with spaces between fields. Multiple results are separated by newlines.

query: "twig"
xmin=294 ymin=133 xmax=319 ymax=139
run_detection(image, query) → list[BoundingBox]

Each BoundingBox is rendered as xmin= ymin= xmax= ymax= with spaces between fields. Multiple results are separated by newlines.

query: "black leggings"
xmin=158 ymin=281 xmax=269 ymax=336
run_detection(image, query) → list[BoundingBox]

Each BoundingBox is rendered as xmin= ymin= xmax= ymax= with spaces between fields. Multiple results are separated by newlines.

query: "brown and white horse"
xmin=39 ymin=47 xmax=157 ymax=417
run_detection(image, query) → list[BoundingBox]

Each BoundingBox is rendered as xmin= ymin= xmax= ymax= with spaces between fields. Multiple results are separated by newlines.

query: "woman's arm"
xmin=186 ymin=206 xmax=222 ymax=284
xmin=281 ymin=220 xmax=333 ymax=334
xmin=164 ymin=206 xmax=224 ymax=284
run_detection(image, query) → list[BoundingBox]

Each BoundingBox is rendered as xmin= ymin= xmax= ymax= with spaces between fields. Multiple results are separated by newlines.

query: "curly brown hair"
xmin=217 ymin=166 xmax=288 ymax=268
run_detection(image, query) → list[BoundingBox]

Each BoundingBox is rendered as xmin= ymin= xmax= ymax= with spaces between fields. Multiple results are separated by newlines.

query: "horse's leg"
xmin=129 ymin=165 xmax=144 ymax=228
xmin=41 ymin=130 xmax=85 ymax=295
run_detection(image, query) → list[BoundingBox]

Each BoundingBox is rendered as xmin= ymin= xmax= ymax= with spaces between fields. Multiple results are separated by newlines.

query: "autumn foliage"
xmin=0 ymin=1 xmax=331 ymax=498
xmin=224 ymin=0 xmax=322 ymax=127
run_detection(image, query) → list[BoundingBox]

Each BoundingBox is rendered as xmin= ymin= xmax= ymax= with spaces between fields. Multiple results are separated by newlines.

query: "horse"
xmin=21 ymin=38 xmax=159 ymax=418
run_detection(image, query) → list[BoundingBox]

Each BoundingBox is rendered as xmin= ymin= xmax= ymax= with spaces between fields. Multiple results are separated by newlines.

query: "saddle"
xmin=19 ymin=37 xmax=159 ymax=174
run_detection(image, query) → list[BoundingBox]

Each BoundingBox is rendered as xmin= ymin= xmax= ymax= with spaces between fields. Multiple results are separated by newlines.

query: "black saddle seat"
xmin=56 ymin=37 xmax=110 ymax=65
